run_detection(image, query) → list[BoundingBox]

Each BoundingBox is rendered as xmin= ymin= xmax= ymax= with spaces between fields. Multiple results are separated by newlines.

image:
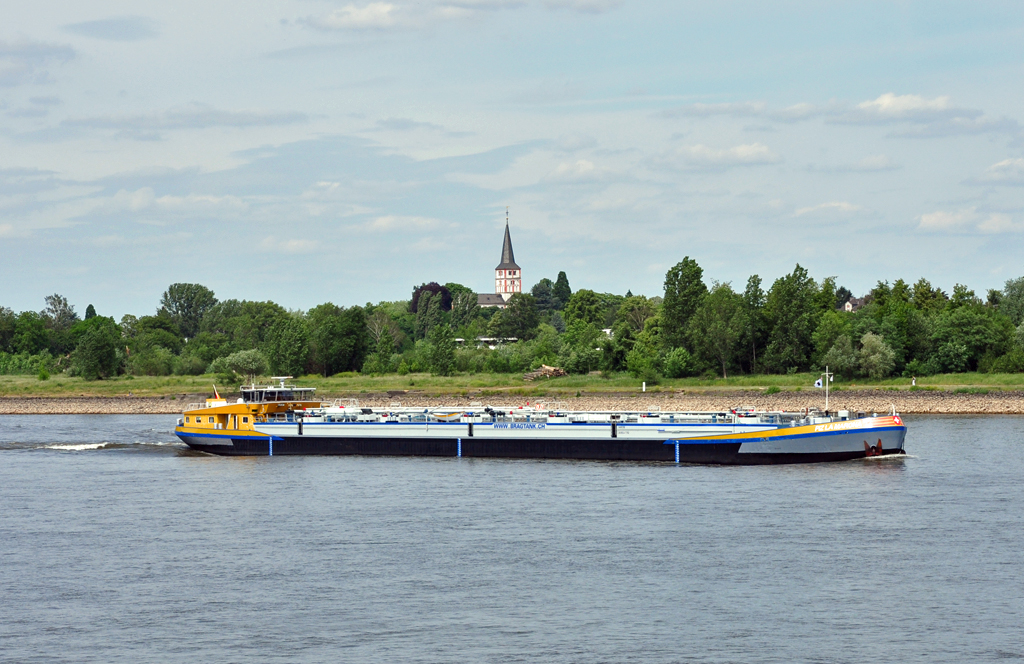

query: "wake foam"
xmin=46 ymin=443 xmax=110 ymax=451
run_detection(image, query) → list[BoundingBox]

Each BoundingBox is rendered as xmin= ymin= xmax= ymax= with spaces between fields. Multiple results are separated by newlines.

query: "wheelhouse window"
xmin=208 ymin=417 xmax=214 ymax=423
xmin=242 ymin=417 xmax=249 ymax=423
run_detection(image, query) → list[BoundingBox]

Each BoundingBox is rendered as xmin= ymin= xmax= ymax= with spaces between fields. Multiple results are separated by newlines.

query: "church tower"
xmin=494 ymin=209 xmax=521 ymax=301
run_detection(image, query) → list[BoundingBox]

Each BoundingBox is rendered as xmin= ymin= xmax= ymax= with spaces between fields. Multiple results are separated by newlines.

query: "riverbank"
xmin=2 ymin=389 xmax=1022 ymax=415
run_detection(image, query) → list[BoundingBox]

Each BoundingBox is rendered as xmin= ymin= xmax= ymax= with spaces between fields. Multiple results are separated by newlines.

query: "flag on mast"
xmin=213 ymin=384 xmax=220 ymax=399
xmin=814 ymin=378 xmax=823 ymax=388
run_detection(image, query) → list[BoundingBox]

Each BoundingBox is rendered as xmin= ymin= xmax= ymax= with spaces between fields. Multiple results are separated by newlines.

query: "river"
xmin=1 ymin=414 xmax=1022 ymax=663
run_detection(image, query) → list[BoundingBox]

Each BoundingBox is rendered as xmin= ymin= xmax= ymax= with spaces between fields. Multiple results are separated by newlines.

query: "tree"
xmin=835 ymin=285 xmax=853 ymax=310
xmin=553 ymin=271 xmax=571 ymax=309
xmin=307 ymin=303 xmax=370 ymax=376
xmin=563 ymin=289 xmax=603 ymax=327
xmin=740 ymin=275 xmax=766 ymax=373
xmin=135 ymin=313 xmax=185 ymax=354
xmin=949 ymin=284 xmax=979 ymax=309
xmin=761 ymin=265 xmax=818 ymax=373
xmin=159 ymin=283 xmax=217 ymax=339
xmin=0 ymin=307 xmax=16 ymax=353
xmin=367 ymin=309 xmax=403 ymax=349
xmin=812 ymin=309 xmax=851 ymax=366
xmin=859 ymin=332 xmax=895 ymax=379
xmin=72 ymin=317 xmax=120 ymax=380
xmin=226 ymin=349 xmax=269 ymax=385
xmin=625 ymin=323 xmax=661 ymax=382
xmin=617 ymin=295 xmax=656 ymax=334
xmin=492 ymin=293 xmax=539 ymax=340
xmin=688 ymin=282 xmax=744 ymax=378
xmin=363 ymin=326 xmax=396 ymax=375
xmin=42 ymin=294 xmax=79 ymax=331
xmin=200 ymin=299 xmax=287 ymax=350
xmin=13 ymin=311 xmax=48 ymax=355
xmin=911 ymin=278 xmax=948 ymax=313
xmin=931 ymin=304 xmax=1013 ymax=371
xmin=531 ymin=278 xmax=557 ymax=312
xmin=410 ymin=283 xmax=452 ymax=313
xmin=429 ymin=321 xmax=456 ymax=376
xmin=822 ymin=335 xmax=858 ymax=379
xmin=662 ymin=257 xmax=707 ymax=349
xmin=85 ymin=304 xmax=96 ymax=320
xmin=558 ymin=319 xmax=604 ymax=374
xmin=1001 ymin=276 xmax=1024 ymax=326
xmin=264 ymin=315 xmax=309 ymax=376
xmin=449 ymin=291 xmax=479 ymax=331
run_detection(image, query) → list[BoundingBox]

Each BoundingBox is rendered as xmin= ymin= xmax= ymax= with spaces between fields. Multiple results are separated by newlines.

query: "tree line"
xmin=3 ymin=262 xmax=1024 ymax=382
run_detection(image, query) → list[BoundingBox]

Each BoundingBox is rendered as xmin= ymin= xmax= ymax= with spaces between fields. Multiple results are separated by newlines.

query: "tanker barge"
xmin=174 ymin=379 xmax=907 ymax=464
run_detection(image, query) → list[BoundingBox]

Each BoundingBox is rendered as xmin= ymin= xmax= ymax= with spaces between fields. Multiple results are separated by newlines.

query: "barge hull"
xmin=178 ymin=430 xmax=905 ymax=464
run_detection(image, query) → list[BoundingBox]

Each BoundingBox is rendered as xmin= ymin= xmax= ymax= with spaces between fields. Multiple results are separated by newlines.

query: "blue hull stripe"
xmin=664 ymin=425 xmax=906 ymax=444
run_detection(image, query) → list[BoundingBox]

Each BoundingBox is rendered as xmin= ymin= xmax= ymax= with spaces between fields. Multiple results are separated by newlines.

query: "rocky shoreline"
xmin=2 ymin=389 xmax=1022 ymax=415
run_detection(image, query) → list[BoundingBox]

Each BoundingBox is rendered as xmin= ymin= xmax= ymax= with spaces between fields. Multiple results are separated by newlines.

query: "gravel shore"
xmin=2 ymin=390 xmax=1022 ymax=415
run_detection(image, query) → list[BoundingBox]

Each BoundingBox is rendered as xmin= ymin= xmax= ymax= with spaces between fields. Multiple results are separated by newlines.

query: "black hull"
xmin=180 ymin=435 xmax=906 ymax=465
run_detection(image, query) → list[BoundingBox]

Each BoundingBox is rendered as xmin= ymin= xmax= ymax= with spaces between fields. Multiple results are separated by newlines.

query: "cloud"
xmin=7 ymin=107 xmax=49 ymax=118
xmin=62 ymin=103 xmax=308 ymax=139
xmin=441 ymin=0 xmax=527 ymax=10
xmin=970 ymin=158 xmax=1024 ymax=186
xmin=917 ymin=207 xmax=1024 ymax=233
xmin=811 ymin=154 xmax=901 ymax=173
xmin=794 ymin=201 xmax=862 ymax=216
xmin=853 ymin=93 xmax=966 ymax=121
xmin=0 ymin=167 xmax=63 ymax=195
xmin=918 ymin=207 xmax=977 ymax=230
xmin=892 ymin=116 xmax=1020 ymax=138
xmin=98 ymin=187 xmax=247 ymax=215
xmin=0 ymin=39 xmax=75 ymax=87
xmin=63 ymin=16 xmax=159 ymax=41
xmin=547 ymin=159 xmax=600 ymax=181
xmin=259 ymin=237 xmax=318 ymax=253
xmin=655 ymin=143 xmax=780 ymax=170
xmin=369 ymin=116 xmax=473 ymax=138
xmin=303 ymin=3 xmax=399 ymax=30
xmin=301 ymin=0 xmax=528 ymax=32
xmin=367 ymin=215 xmax=446 ymax=231
xmin=29 ymin=95 xmax=61 ymax=105
xmin=375 ymin=117 xmax=444 ymax=131
xmin=977 ymin=213 xmax=1024 ymax=234
xmin=660 ymin=101 xmax=767 ymax=119
xmin=543 ymin=0 xmax=622 ymax=12
xmin=835 ymin=93 xmax=1018 ymax=137
xmin=660 ymin=101 xmax=830 ymax=122
xmin=658 ymin=93 xmax=1017 ymax=138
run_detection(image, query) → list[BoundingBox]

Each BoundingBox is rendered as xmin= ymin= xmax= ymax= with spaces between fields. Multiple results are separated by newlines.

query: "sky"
xmin=1 ymin=0 xmax=1023 ymax=319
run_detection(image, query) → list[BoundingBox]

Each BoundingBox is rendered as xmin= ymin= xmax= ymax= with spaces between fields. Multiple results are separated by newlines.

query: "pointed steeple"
xmin=496 ymin=210 xmax=520 ymax=270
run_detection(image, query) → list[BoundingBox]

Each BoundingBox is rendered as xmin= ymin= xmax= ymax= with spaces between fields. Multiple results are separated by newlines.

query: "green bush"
xmin=0 ymin=351 xmax=54 ymax=375
xmin=129 ymin=347 xmax=176 ymax=376
xmin=37 ymin=367 xmax=50 ymax=381
xmin=174 ymin=355 xmax=208 ymax=376
xmin=990 ymin=349 xmax=1024 ymax=373
xmin=764 ymin=385 xmax=780 ymax=395
xmin=662 ymin=347 xmax=696 ymax=378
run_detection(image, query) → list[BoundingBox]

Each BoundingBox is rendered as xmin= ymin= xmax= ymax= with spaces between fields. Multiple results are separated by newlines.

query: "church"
xmin=477 ymin=219 xmax=521 ymax=308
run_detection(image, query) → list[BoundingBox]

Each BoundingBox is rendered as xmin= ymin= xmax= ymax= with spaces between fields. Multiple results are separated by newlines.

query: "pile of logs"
xmin=523 ymin=364 xmax=568 ymax=381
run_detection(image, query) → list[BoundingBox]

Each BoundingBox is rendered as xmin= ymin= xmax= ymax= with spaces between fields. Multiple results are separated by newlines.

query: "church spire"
xmin=496 ymin=207 xmax=520 ymax=270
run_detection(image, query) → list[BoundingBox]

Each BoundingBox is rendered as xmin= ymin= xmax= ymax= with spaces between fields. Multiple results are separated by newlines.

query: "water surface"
xmin=1 ymin=414 xmax=1022 ymax=663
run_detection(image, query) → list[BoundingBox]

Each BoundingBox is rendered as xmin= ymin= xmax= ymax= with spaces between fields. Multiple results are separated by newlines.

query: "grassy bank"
xmin=3 ymin=371 xmax=1024 ymax=399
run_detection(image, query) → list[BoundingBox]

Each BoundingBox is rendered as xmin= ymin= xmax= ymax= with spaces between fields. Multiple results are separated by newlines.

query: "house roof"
xmin=477 ymin=293 xmax=507 ymax=307
xmin=495 ymin=222 xmax=520 ymax=271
